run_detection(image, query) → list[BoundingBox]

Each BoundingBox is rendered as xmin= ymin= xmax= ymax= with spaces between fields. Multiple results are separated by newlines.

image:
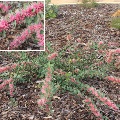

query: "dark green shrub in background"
xmin=45 ymin=0 xmax=58 ymax=19
xmin=111 ymin=17 xmax=120 ymax=30
xmin=82 ymin=0 xmax=98 ymax=8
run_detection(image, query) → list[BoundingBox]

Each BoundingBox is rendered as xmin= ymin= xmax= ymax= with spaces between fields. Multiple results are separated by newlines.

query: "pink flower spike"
xmin=105 ymin=76 xmax=120 ymax=83
xmin=0 ymin=65 xmax=10 ymax=73
xmin=84 ymin=98 xmax=102 ymax=119
xmin=9 ymin=83 xmax=14 ymax=97
xmin=0 ymin=78 xmax=13 ymax=90
xmin=48 ymin=52 xmax=58 ymax=60
xmin=100 ymin=97 xmax=119 ymax=111
xmin=9 ymin=14 xmax=16 ymax=22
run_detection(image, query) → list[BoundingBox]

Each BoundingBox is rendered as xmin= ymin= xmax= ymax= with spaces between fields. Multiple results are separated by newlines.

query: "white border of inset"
xmin=0 ymin=0 xmax=45 ymax=51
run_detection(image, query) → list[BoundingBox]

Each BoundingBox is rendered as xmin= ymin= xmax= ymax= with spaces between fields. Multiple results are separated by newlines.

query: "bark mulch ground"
xmin=46 ymin=4 xmax=120 ymax=51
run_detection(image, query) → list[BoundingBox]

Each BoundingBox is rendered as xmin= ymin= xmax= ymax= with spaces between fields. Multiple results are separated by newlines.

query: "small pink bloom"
xmin=2 ymin=5 xmax=9 ymax=12
xmin=98 ymin=41 xmax=104 ymax=47
xmin=105 ymin=76 xmax=120 ymax=83
xmin=48 ymin=52 xmax=58 ymax=60
xmin=9 ymin=14 xmax=16 ymax=22
xmin=37 ymin=98 xmax=47 ymax=106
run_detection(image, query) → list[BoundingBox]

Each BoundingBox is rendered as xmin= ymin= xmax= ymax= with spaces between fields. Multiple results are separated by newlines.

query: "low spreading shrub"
xmin=0 ymin=40 xmax=119 ymax=119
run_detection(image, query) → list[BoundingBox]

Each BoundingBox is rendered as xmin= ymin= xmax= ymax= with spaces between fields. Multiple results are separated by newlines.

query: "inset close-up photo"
xmin=0 ymin=1 xmax=44 ymax=50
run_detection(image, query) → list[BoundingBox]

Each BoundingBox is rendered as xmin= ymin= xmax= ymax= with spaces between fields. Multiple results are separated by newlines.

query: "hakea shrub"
xmin=1 ymin=40 xmax=119 ymax=118
xmin=9 ymin=23 xmax=44 ymax=49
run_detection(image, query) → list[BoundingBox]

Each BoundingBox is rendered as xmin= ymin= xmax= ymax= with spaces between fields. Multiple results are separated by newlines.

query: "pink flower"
xmin=9 ymin=29 xmax=30 ymax=49
xmin=2 ymin=5 xmax=9 ymax=12
xmin=70 ymin=77 xmax=78 ymax=84
xmin=32 ymin=2 xmax=44 ymax=13
xmin=105 ymin=50 xmax=114 ymax=63
xmin=0 ymin=65 xmax=10 ymax=73
xmin=37 ymin=98 xmax=47 ymax=106
xmin=37 ymin=33 xmax=44 ymax=46
xmin=0 ymin=64 xmax=17 ymax=73
xmin=14 ymin=11 xmax=25 ymax=23
xmin=9 ymin=14 xmax=16 ymax=22
xmin=98 ymin=41 xmax=104 ymax=47
xmin=9 ymin=83 xmax=14 ymax=97
xmin=105 ymin=76 xmax=120 ymax=83
xmin=24 ymin=6 xmax=34 ymax=17
xmin=0 ymin=3 xmax=10 ymax=12
xmin=48 ymin=52 xmax=58 ymax=60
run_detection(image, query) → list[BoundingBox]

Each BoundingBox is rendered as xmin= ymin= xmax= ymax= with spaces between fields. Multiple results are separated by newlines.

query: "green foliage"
xmin=82 ymin=0 xmax=98 ymax=8
xmin=111 ymin=17 xmax=120 ymax=30
xmin=45 ymin=0 xmax=58 ymax=19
